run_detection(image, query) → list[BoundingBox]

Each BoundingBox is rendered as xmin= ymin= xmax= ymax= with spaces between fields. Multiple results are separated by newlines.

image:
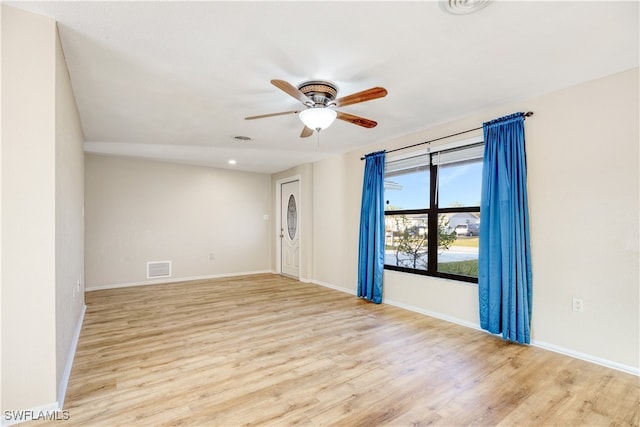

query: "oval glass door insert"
xmin=287 ymin=194 xmax=297 ymax=239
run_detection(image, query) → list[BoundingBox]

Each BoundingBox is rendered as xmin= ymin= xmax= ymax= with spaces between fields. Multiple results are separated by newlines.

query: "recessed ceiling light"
xmin=228 ymin=160 xmax=237 ymax=165
xmin=439 ymin=0 xmax=492 ymax=15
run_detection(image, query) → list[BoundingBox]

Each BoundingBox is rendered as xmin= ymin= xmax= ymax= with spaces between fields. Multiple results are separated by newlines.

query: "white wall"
xmin=85 ymin=155 xmax=272 ymax=289
xmin=311 ymin=155 xmax=361 ymax=288
xmin=271 ymin=164 xmax=313 ymax=281
xmin=54 ymin=25 xmax=85 ymax=403
xmin=310 ymin=68 xmax=639 ymax=373
xmin=1 ymin=5 xmax=57 ymax=411
xmin=1 ymin=5 xmax=85 ymax=412
xmin=0 ymin=4 xmax=3 ymax=406
xmin=525 ymin=68 xmax=638 ymax=370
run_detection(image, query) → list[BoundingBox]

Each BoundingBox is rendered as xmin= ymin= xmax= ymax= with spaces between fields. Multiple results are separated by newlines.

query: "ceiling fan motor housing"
xmin=297 ymin=80 xmax=338 ymax=107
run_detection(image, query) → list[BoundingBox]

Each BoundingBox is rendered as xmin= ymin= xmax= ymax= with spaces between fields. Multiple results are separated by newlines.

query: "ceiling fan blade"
xmin=333 ymin=87 xmax=388 ymax=108
xmin=271 ymin=79 xmax=312 ymax=106
xmin=300 ymin=126 xmax=314 ymax=138
xmin=336 ymin=111 xmax=378 ymax=128
xmin=245 ymin=110 xmax=300 ymax=120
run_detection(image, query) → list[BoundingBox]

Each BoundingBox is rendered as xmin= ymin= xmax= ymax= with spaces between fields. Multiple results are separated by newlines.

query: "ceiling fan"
xmin=245 ymin=79 xmax=388 ymax=138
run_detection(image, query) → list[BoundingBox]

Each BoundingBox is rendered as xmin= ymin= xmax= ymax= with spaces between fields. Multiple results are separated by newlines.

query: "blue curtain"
xmin=478 ymin=113 xmax=532 ymax=344
xmin=357 ymin=151 xmax=386 ymax=304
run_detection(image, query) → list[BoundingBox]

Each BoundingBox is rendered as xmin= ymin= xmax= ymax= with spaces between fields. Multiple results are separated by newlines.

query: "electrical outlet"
xmin=572 ymin=297 xmax=584 ymax=312
xmin=73 ymin=279 xmax=80 ymax=301
xmin=209 ymin=253 xmax=215 ymax=261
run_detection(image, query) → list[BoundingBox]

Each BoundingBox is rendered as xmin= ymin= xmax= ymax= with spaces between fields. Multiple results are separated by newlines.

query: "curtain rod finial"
xmin=524 ymin=111 xmax=533 ymax=117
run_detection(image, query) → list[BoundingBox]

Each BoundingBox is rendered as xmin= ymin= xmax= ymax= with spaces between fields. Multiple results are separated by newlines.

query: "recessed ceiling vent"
xmin=439 ymin=0 xmax=492 ymax=15
xmin=147 ymin=261 xmax=171 ymax=279
xmin=233 ymin=135 xmax=252 ymax=142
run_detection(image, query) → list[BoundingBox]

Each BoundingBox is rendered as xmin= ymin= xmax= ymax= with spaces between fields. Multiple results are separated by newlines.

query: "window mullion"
xmin=427 ymin=160 xmax=438 ymax=273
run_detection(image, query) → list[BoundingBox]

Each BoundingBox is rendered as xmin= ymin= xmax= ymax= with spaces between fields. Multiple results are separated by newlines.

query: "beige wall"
xmin=310 ymin=68 xmax=639 ymax=372
xmin=0 ymin=4 xmax=3 ymax=405
xmin=525 ymin=68 xmax=638 ymax=369
xmin=1 ymin=5 xmax=58 ymax=411
xmin=54 ymin=25 xmax=85 ymax=402
xmin=1 ymin=5 xmax=85 ymax=412
xmin=311 ymin=154 xmax=361 ymax=288
xmin=271 ymin=164 xmax=313 ymax=281
xmin=85 ymin=155 xmax=272 ymax=289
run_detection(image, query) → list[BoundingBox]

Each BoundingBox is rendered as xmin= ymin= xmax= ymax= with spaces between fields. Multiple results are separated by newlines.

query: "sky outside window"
xmin=438 ymin=160 xmax=482 ymax=207
xmin=384 ymin=169 xmax=429 ymax=210
xmin=385 ymin=159 xmax=482 ymax=209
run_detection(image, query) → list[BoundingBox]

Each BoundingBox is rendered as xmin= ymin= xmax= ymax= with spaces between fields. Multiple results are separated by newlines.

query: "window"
xmin=384 ymin=141 xmax=482 ymax=283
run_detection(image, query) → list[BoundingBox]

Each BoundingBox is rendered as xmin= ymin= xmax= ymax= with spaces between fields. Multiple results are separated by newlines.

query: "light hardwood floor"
xmin=30 ymin=274 xmax=639 ymax=426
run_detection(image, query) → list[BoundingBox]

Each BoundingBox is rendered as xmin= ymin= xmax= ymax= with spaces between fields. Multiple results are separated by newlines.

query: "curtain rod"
xmin=360 ymin=111 xmax=534 ymax=160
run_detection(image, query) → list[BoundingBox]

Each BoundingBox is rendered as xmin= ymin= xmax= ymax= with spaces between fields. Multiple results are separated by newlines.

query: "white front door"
xmin=281 ymin=180 xmax=300 ymax=278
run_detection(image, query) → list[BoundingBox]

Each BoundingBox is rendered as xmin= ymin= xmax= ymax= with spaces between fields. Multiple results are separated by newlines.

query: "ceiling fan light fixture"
xmin=299 ymin=108 xmax=337 ymax=131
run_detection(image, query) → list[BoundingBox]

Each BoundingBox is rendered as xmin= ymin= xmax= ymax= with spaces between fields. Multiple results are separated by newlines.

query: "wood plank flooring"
xmin=28 ymin=274 xmax=639 ymax=426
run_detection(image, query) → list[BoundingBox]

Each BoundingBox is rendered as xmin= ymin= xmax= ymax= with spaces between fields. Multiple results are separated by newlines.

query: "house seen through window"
xmin=384 ymin=141 xmax=483 ymax=283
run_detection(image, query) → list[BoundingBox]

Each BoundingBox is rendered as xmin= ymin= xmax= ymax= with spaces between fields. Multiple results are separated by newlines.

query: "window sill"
xmin=384 ymin=264 xmax=478 ymax=284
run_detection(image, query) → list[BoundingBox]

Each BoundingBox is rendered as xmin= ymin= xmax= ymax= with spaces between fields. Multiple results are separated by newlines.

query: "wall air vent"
xmin=147 ymin=261 xmax=171 ymax=279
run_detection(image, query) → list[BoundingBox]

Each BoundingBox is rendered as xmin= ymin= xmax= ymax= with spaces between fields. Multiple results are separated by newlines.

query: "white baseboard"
xmin=307 ymin=279 xmax=639 ymax=377
xmin=1 ymin=305 xmax=85 ymax=427
xmin=310 ymin=278 xmax=480 ymax=331
xmin=86 ymin=270 xmax=273 ymax=291
xmin=58 ymin=304 xmax=86 ymax=408
xmin=531 ymin=340 xmax=639 ymax=376
xmin=309 ymin=279 xmax=356 ymax=295
xmin=383 ymin=297 xmax=483 ymax=332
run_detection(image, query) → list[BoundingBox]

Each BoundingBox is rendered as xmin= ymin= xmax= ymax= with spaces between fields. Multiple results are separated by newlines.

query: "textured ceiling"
xmin=8 ymin=1 xmax=639 ymax=173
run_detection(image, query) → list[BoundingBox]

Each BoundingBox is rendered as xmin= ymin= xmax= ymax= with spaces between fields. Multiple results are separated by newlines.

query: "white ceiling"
xmin=7 ymin=1 xmax=639 ymax=174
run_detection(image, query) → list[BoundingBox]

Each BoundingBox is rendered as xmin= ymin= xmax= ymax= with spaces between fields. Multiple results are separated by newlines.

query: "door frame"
xmin=275 ymin=175 xmax=302 ymax=278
